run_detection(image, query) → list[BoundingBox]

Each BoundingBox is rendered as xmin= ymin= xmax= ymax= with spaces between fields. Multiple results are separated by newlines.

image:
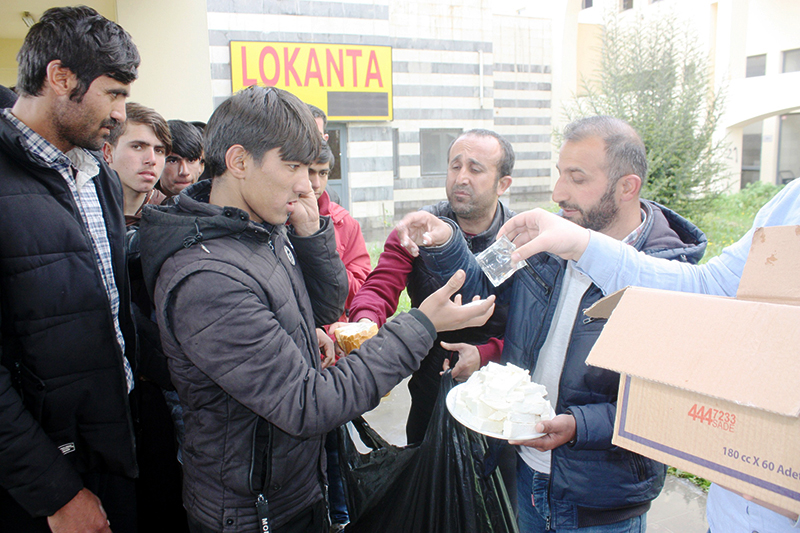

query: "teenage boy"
xmin=138 ymin=85 xmax=495 ymax=532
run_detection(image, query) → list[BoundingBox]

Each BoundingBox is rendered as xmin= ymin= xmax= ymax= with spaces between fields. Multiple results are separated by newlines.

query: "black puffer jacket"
xmin=139 ymin=181 xmax=438 ymax=531
xmin=0 ymin=113 xmax=137 ymax=517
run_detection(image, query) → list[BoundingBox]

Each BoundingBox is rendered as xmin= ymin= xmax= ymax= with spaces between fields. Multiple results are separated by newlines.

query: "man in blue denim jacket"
xmin=398 ymin=116 xmax=708 ymax=532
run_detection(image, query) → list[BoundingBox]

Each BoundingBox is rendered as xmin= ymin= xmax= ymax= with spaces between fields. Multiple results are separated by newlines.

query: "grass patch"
xmin=694 ymin=182 xmax=783 ymax=262
xmin=668 ymin=467 xmax=711 ymax=492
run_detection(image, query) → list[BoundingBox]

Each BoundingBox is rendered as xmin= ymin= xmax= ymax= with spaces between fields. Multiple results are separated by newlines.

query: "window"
xmin=783 ymin=48 xmax=800 ymax=74
xmin=420 ymin=129 xmax=461 ymax=176
xmin=620 ymin=0 xmax=633 ymax=11
xmin=746 ymin=54 xmax=766 ymax=78
xmin=778 ymin=114 xmax=800 ymax=185
xmin=740 ymin=121 xmax=762 ymax=188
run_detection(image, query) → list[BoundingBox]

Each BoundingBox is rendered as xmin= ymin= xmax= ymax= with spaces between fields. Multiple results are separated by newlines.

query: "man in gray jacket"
xmin=139 ymin=86 xmax=495 ymax=533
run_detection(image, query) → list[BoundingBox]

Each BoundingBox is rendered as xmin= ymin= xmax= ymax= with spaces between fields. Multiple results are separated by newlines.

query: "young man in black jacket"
xmin=139 ymin=86 xmax=496 ymax=533
xmin=0 ymin=7 xmax=140 ymax=533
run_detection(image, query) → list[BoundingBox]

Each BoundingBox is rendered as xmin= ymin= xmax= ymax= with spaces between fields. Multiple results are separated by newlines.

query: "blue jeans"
xmin=517 ymin=457 xmax=647 ymax=533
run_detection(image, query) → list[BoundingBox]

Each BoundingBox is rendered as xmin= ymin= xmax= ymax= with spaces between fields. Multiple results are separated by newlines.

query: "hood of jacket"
xmin=635 ymin=200 xmax=707 ymax=263
xmin=139 ymin=179 xmax=279 ymax=299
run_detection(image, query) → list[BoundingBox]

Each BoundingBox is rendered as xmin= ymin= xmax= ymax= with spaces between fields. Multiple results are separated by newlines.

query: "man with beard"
xmin=0 ymin=6 xmax=140 ymax=533
xmin=397 ymin=116 xmax=707 ymax=532
xmin=341 ymin=128 xmax=515 ymax=445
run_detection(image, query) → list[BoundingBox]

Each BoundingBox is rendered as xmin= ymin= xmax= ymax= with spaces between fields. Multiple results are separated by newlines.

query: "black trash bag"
xmin=340 ymin=371 xmax=518 ymax=533
xmin=336 ymin=414 xmax=419 ymax=523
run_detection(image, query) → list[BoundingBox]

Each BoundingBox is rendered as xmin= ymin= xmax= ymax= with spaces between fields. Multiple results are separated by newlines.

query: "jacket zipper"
xmin=525 ymin=263 xmax=556 ymax=372
xmin=524 ymin=263 xmax=552 ymax=296
xmin=62 ymin=167 xmax=138 ymax=460
xmin=545 ymin=278 xmax=593 ymax=529
xmin=251 ymin=421 xmax=274 ymax=529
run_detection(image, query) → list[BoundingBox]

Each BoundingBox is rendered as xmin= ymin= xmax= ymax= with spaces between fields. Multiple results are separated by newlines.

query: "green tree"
xmin=564 ymin=11 xmax=727 ymax=220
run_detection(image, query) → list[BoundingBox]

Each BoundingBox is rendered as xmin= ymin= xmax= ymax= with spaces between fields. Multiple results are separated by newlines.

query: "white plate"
xmin=445 ymin=384 xmax=551 ymax=441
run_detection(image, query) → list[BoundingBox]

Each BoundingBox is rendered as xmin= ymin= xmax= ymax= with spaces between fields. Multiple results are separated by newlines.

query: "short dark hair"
xmin=106 ymin=102 xmax=171 ymax=153
xmin=16 ymin=6 xmax=139 ymax=101
xmin=308 ymin=104 xmax=327 ymax=129
xmin=315 ymin=142 xmax=335 ymax=169
xmin=204 ymin=86 xmax=321 ymax=178
xmin=448 ymin=129 xmax=515 ymax=180
xmin=168 ymin=120 xmax=204 ymax=161
xmin=563 ymin=116 xmax=647 ymax=185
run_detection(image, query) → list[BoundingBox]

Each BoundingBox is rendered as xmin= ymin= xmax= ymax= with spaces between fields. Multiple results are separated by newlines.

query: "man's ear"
xmin=45 ymin=60 xmax=78 ymax=97
xmin=102 ymin=142 xmax=114 ymax=164
xmin=618 ymin=174 xmax=642 ymax=201
xmin=224 ymin=145 xmax=249 ymax=179
xmin=496 ymin=176 xmax=512 ymax=196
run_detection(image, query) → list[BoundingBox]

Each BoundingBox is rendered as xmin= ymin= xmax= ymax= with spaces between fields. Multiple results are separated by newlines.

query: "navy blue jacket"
xmin=419 ymin=200 xmax=707 ymax=528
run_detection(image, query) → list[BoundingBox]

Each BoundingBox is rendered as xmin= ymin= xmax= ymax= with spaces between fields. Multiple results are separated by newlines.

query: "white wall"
xmin=116 ymin=0 xmax=214 ymax=122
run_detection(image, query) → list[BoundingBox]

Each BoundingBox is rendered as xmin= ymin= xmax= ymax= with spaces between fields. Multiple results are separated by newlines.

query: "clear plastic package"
xmin=475 ymin=235 xmax=524 ymax=287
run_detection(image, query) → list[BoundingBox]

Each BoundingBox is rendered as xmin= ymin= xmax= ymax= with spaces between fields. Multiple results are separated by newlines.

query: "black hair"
xmin=316 ymin=142 xmax=335 ymax=169
xmin=308 ymin=104 xmax=327 ymax=129
xmin=168 ymin=119 xmax=204 ymax=161
xmin=204 ymin=86 xmax=321 ymax=178
xmin=448 ymin=129 xmax=516 ymax=180
xmin=16 ymin=6 xmax=139 ymax=101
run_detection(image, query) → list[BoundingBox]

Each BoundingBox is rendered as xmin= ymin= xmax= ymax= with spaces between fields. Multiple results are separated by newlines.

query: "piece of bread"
xmin=335 ymin=322 xmax=379 ymax=354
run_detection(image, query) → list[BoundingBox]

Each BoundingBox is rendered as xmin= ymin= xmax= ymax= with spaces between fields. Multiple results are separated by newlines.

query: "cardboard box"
xmin=585 ymin=225 xmax=800 ymax=514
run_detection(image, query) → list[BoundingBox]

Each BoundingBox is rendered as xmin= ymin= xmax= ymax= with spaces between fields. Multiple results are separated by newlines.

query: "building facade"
xmin=207 ymin=1 xmax=554 ymax=237
xmin=3 ymin=0 xmax=795 ymax=233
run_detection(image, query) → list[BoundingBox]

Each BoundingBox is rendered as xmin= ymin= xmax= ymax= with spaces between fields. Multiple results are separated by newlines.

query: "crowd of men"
xmin=0 ymin=5 xmax=797 ymax=533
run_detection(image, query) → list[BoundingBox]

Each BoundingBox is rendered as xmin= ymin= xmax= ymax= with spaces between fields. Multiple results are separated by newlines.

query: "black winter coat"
xmin=0 ymin=113 xmax=137 ymax=517
xmin=140 ymin=181 xmax=438 ymax=531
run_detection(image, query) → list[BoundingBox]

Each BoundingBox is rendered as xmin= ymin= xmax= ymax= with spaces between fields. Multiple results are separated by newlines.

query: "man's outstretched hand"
xmin=418 ymin=270 xmax=495 ymax=332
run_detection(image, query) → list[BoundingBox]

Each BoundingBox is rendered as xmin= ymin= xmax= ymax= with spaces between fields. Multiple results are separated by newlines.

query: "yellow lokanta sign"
xmin=230 ymin=41 xmax=393 ymax=121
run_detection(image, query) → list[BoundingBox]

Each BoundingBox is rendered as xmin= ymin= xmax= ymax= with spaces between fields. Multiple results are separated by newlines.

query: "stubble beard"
xmin=53 ymin=100 xmax=116 ymax=152
xmin=562 ymin=185 xmax=619 ymax=232
xmin=448 ymin=186 xmax=494 ymax=221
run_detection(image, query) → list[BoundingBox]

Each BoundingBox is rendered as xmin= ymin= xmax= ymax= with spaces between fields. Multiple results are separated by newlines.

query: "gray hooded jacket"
xmin=139 ymin=181 xmax=437 ymax=531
